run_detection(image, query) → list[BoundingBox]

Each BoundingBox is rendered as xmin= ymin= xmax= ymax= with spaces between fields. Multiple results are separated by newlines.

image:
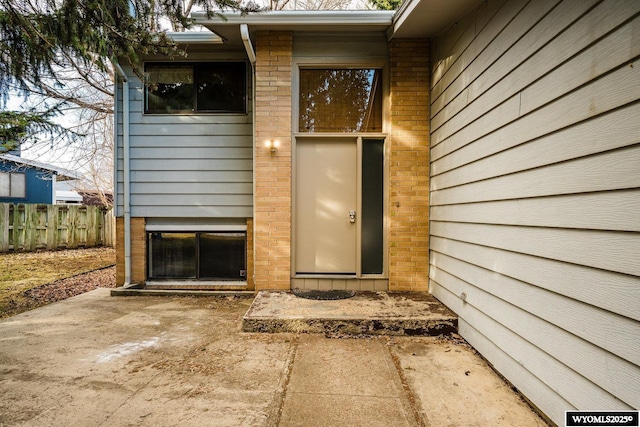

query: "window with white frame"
xmin=0 ymin=172 xmax=26 ymax=198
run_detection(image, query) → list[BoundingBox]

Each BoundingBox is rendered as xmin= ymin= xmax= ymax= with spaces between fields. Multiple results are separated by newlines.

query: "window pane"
xmin=199 ymin=232 xmax=246 ymax=280
xmin=11 ymin=173 xmax=26 ymax=198
xmin=0 ymin=173 xmax=9 ymax=197
xmin=197 ymin=63 xmax=246 ymax=113
xmin=146 ymin=65 xmax=194 ymax=113
xmin=149 ymin=233 xmax=196 ymax=278
xmin=299 ymin=69 xmax=382 ymax=133
xmin=361 ymin=139 xmax=384 ymax=274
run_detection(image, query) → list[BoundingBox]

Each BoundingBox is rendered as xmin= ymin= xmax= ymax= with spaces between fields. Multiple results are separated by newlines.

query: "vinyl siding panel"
xmin=114 ymin=52 xmax=253 ymax=218
xmin=429 ymin=1 xmax=640 ymax=424
xmin=431 ymin=276 xmax=636 ymax=409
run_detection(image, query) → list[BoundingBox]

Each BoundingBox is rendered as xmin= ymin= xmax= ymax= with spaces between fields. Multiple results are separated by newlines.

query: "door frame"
xmin=291 ymin=133 xmax=389 ymax=280
xmin=291 ymin=58 xmax=390 ymax=283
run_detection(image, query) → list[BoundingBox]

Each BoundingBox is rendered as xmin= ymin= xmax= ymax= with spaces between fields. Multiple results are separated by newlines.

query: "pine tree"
xmin=0 ymin=0 xmax=259 ymax=98
xmin=0 ymin=109 xmax=77 ymax=153
xmin=368 ymin=0 xmax=402 ymax=10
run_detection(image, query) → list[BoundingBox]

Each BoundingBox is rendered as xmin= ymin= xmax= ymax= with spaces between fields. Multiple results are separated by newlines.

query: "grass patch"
xmin=0 ymin=247 xmax=115 ymax=318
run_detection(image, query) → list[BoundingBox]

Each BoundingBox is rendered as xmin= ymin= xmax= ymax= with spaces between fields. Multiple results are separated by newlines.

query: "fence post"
xmin=67 ymin=206 xmax=78 ymax=249
xmin=0 ymin=203 xmax=9 ymax=252
xmin=35 ymin=205 xmax=47 ymax=249
xmin=103 ymin=208 xmax=115 ymax=247
xmin=12 ymin=204 xmax=23 ymax=251
xmin=86 ymin=206 xmax=96 ymax=247
xmin=24 ymin=204 xmax=43 ymax=251
xmin=46 ymin=205 xmax=56 ymax=250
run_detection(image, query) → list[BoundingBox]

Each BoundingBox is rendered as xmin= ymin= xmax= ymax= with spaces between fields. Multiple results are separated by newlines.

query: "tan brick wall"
xmin=246 ymin=217 xmax=254 ymax=289
xmin=116 ymin=217 xmax=124 ymax=285
xmin=388 ymin=39 xmax=430 ymax=291
xmin=115 ymin=217 xmax=146 ymax=286
xmin=253 ymin=31 xmax=293 ymax=290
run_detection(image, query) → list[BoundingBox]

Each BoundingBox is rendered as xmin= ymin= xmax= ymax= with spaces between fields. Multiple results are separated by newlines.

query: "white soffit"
xmin=390 ymin=0 xmax=485 ymax=38
xmin=192 ymin=10 xmax=395 ymax=44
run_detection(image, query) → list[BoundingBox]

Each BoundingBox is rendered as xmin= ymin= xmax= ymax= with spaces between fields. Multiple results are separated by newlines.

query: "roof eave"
xmin=192 ymin=10 xmax=395 ymax=44
xmin=389 ymin=0 xmax=485 ymax=39
xmin=0 ymin=154 xmax=83 ymax=181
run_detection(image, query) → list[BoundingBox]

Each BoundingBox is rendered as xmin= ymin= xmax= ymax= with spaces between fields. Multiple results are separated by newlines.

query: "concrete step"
xmin=110 ymin=287 xmax=254 ymax=297
xmin=243 ymin=291 xmax=457 ymax=336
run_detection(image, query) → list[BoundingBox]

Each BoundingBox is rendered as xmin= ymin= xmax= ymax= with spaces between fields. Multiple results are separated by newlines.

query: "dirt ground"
xmin=0 ymin=247 xmax=116 ymax=318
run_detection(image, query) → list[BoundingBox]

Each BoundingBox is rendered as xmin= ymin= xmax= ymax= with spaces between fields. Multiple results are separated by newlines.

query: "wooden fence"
xmin=0 ymin=203 xmax=115 ymax=252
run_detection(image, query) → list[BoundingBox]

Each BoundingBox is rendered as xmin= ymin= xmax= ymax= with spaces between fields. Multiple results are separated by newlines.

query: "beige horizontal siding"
xmin=432 ymin=62 xmax=640 ymax=168
xmin=430 ymin=276 xmax=637 ymax=409
xmin=432 ymin=145 xmax=640 ymax=204
xmin=432 ymin=102 xmax=640 ymax=189
xmin=430 ymin=236 xmax=639 ymax=322
xmin=429 ymin=0 xmax=640 ymax=424
xmin=431 ymin=190 xmax=640 ymax=231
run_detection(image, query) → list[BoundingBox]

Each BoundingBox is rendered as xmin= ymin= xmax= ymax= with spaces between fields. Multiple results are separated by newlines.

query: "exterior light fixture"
xmin=265 ymin=139 xmax=279 ymax=153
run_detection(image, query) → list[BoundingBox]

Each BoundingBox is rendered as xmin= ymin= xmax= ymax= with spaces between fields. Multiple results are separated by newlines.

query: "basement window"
xmin=144 ymin=62 xmax=247 ymax=114
xmin=147 ymin=231 xmax=246 ymax=281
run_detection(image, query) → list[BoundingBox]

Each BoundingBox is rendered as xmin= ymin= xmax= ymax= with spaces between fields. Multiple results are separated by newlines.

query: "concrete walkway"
xmin=0 ymin=289 xmax=548 ymax=426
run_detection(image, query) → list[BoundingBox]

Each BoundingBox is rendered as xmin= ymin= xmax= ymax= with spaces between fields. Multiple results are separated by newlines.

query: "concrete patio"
xmin=0 ymin=289 xmax=548 ymax=426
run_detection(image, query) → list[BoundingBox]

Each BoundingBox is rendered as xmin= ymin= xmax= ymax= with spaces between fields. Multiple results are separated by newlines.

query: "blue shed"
xmin=0 ymin=154 xmax=82 ymax=204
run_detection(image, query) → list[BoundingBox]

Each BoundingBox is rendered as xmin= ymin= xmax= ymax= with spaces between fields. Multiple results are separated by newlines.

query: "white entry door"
xmin=295 ymin=137 xmax=357 ymax=274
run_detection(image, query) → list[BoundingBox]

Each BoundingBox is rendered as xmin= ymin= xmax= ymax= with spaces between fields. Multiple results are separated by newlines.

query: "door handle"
xmin=349 ymin=210 xmax=356 ymax=223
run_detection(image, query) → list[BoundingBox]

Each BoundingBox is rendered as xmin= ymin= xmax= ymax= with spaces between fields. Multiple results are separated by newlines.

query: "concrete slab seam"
xmin=388 ymin=344 xmax=426 ymax=427
xmin=266 ymin=336 xmax=299 ymax=427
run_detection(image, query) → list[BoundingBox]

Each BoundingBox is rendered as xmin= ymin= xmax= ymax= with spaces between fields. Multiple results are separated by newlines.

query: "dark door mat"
xmin=292 ymin=289 xmax=356 ymax=300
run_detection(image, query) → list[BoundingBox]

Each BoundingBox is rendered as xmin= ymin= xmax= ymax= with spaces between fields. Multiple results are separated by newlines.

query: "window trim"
xmin=293 ymin=59 xmax=388 ymax=134
xmin=143 ymin=61 xmax=249 ymax=115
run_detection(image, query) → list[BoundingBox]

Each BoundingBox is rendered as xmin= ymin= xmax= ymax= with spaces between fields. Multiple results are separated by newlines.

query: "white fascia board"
xmin=166 ymin=31 xmax=224 ymax=44
xmin=192 ymin=10 xmax=394 ymax=27
xmin=193 ymin=10 xmax=394 ymax=43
